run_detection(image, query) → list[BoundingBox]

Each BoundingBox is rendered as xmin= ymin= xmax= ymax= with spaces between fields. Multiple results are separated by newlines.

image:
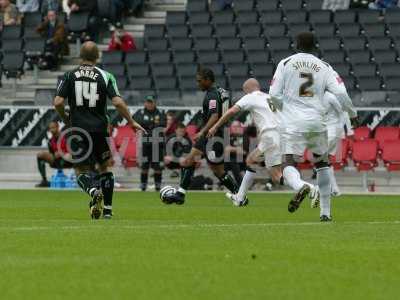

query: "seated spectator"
xmin=108 ymin=23 xmax=136 ymax=52
xmin=0 ymin=0 xmax=21 ymax=29
xmin=36 ymin=122 xmax=73 ymax=187
xmin=67 ymin=0 xmax=98 ymax=41
xmin=16 ymin=0 xmax=39 ymax=13
xmin=163 ymin=112 xmax=178 ymax=138
xmin=164 ymin=123 xmax=192 ymax=176
xmin=369 ymin=0 xmax=399 ymax=9
xmin=40 ymin=0 xmax=60 ymax=16
xmin=37 ymin=10 xmax=69 ymax=70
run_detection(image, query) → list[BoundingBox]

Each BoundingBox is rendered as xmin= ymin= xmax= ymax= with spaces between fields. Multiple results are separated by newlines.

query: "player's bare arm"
xmin=111 ymin=96 xmax=147 ymax=134
xmin=53 ymin=96 xmax=70 ymax=126
xmin=207 ymin=105 xmax=240 ymax=138
xmin=194 ymin=112 xmax=219 ymax=141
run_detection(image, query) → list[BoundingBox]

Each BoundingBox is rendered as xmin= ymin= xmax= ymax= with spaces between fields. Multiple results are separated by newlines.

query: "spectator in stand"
xmin=127 ymin=0 xmax=145 ymax=17
xmin=0 ymin=0 xmax=21 ymax=29
xmin=164 ymin=123 xmax=192 ymax=178
xmin=322 ymin=0 xmax=350 ymax=10
xmin=40 ymin=0 xmax=60 ymax=15
xmin=164 ymin=112 xmax=178 ymax=138
xmin=224 ymin=121 xmax=246 ymax=186
xmin=67 ymin=0 xmax=98 ymax=41
xmin=108 ymin=23 xmax=136 ymax=52
xmin=36 ymin=121 xmax=73 ymax=187
xmin=37 ymin=10 xmax=69 ymax=70
xmin=215 ymin=0 xmax=233 ymax=10
xmin=369 ymin=0 xmax=399 ymax=9
xmin=16 ymin=0 xmax=39 ymax=13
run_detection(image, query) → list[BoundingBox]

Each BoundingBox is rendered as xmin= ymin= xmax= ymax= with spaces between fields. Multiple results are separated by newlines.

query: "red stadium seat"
xmin=297 ymin=149 xmax=314 ymax=170
xmin=353 ymin=126 xmax=371 ymax=141
xmin=186 ymin=124 xmax=199 ymax=142
xmin=382 ymin=140 xmax=400 ymax=171
xmin=330 ymin=139 xmax=349 ymax=170
xmin=374 ymin=127 xmax=400 ymax=152
xmin=352 ymin=139 xmax=378 ymax=171
xmin=112 ymin=125 xmax=137 ymax=168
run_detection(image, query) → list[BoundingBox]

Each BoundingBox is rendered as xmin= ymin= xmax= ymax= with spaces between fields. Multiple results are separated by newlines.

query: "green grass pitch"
xmin=0 ymin=190 xmax=399 ymax=300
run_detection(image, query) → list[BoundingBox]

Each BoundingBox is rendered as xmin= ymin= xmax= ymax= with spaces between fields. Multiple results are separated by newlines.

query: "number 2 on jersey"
xmin=75 ymin=81 xmax=99 ymax=107
xmin=299 ymin=72 xmax=314 ymax=97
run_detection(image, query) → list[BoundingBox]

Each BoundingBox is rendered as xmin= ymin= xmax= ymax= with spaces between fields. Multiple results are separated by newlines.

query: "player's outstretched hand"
xmin=132 ymin=122 xmax=148 ymax=135
xmin=207 ymin=126 xmax=217 ymax=138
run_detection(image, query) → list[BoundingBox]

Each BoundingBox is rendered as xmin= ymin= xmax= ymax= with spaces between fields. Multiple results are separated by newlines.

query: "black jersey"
xmin=202 ymin=86 xmax=231 ymax=126
xmin=56 ymin=64 xmax=120 ymax=132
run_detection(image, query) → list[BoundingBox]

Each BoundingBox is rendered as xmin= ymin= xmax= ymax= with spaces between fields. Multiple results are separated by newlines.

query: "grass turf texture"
xmin=0 ymin=190 xmax=399 ymax=300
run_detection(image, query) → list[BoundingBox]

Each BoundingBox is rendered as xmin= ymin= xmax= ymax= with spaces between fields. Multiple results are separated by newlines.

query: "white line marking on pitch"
xmin=1 ymin=221 xmax=400 ymax=232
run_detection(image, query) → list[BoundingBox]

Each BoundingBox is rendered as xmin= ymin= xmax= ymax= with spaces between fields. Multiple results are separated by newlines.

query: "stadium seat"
xmin=193 ymin=37 xmax=217 ymax=51
xmin=166 ymin=11 xmax=187 ymax=25
xmin=322 ymin=50 xmax=346 ymax=64
xmin=68 ymin=12 xmax=89 ymax=33
xmin=379 ymin=63 xmax=400 ymax=77
xmin=1 ymin=25 xmax=22 ymax=39
xmin=222 ymin=50 xmax=245 ymax=63
xmin=347 ymin=50 xmax=371 ymax=64
xmin=271 ymin=49 xmax=294 ymax=64
xmin=257 ymin=1 xmax=279 ymax=11
xmin=215 ymin=24 xmax=238 ymax=38
xmin=333 ymin=10 xmax=356 ymax=24
xmin=101 ymin=51 xmax=124 ymax=64
xmin=313 ymin=23 xmax=336 ymax=37
xmin=23 ymin=12 xmax=42 ymax=27
xmin=267 ymin=37 xmax=292 ymax=51
xmin=243 ymin=38 xmax=267 ymax=50
xmin=382 ymin=140 xmax=400 ymax=171
xmin=149 ymin=51 xmax=171 ymax=63
xmin=2 ymin=51 xmax=24 ymax=78
xmin=24 ymin=38 xmax=45 ymax=57
xmin=368 ymin=37 xmax=393 ymax=51
xmin=176 ymin=63 xmax=198 ymax=77
xmin=337 ymin=23 xmax=360 ymax=37
xmin=127 ymin=63 xmax=150 ymax=78
xmin=384 ymin=76 xmax=400 ymax=91
xmin=352 ymin=139 xmax=378 ymax=171
xmin=233 ymin=0 xmax=254 ymax=12
xmin=374 ymin=127 xmax=400 ymax=151
xmin=354 ymin=126 xmax=371 ymax=141
xmin=188 ymin=11 xmax=210 ymax=25
xmin=23 ymin=27 xmax=41 ymax=39
xmin=103 ymin=64 xmax=125 ymax=77
xmin=127 ymin=76 xmax=153 ymax=90
xmin=251 ymin=63 xmax=275 ymax=77
xmin=384 ymin=10 xmax=400 ymax=24
xmin=247 ymin=50 xmax=270 ymax=63
xmin=356 ymin=76 xmax=382 ymax=91
xmin=373 ymin=50 xmax=398 ymax=64
xmin=212 ymin=10 xmax=235 ymax=24
xmin=218 ymin=37 xmax=241 ymax=51
xmin=202 ymin=63 xmax=224 ymax=76
xmin=306 ymin=0 xmax=324 ymax=10
xmin=172 ymin=50 xmax=196 ymax=63
xmin=167 ymin=25 xmax=189 ymax=38
xmin=225 ymin=63 xmax=249 ymax=77
xmin=239 ymin=24 xmax=263 ymax=39
xmin=169 ymin=38 xmax=192 ymax=51
xmin=144 ymin=24 xmax=165 ymax=38
xmin=259 ymin=10 xmax=282 ymax=24
xmin=358 ymin=10 xmax=382 ymax=24
xmin=317 ymin=37 xmax=342 ymax=51
xmin=362 ymin=23 xmax=386 ymax=38
xmin=229 ymin=76 xmax=249 ymax=91
xmin=343 ymin=37 xmax=366 ymax=51
xmin=197 ymin=50 xmax=220 ymax=63
xmin=1 ymin=39 xmax=23 ymax=51
xmin=280 ymin=0 xmax=303 ymax=9
xmin=288 ymin=23 xmax=311 ymax=37
xmin=191 ymin=24 xmax=213 ymax=38
xmin=146 ymin=38 xmax=168 ymax=51
xmin=263 ymin=23 xmax=286 ymax=38
xmin=284 ymin=10 xmax=307 ymax=23
xmin=309 ymin=10 xmax=331 ymax=23
xmin=179 ymin=76 xmax=198 ymax=91
xmin=331 ymin=63 xmax=351 ymax=77
xmin=236 ymin=11 xmax=258 ymax=25
xmin=151 ymin=63 xmax=175 ymax=77
xmin=342 ymin=75 xmax=356 ymax=91
xmin=125 ymin=51 xmax=147 ymax=64
xmin=187 ymin=0 xmax=207 ymax=12
xmin=352 ymin=63 xmax=377 ymax=77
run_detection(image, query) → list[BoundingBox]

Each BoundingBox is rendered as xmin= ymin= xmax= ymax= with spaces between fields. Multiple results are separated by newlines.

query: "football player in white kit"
xmin=324 ymin=91 xmax=354 ymax=197
xmin=207 ymin=78 xmax=282 ymax=206
xmin=269 ymin=32 xmax=357 ymax=221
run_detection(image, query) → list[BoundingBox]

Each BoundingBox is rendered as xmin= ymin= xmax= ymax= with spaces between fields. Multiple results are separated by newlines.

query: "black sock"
xmin=37 ymin=158 xmax=47 ymax=181
xmin=140 ymin=172 xmax=148 ymax=186
xmin=219 ymin=172 xmax=239 ymax=194
xmin=99 ymin=172 xmax=114 ymax=209
xmin=154 ymin=172 xmax=162 ymax=188
xmin=77 ymin=173 xmax=96 ymax=197
xmin=280 ymin=176 xmax=285 ymax=186
xmin=180 ymin=166 xmax=195 ymax=190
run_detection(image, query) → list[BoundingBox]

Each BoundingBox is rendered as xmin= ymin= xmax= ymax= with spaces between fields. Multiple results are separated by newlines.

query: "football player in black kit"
xmin=54 ymin=41 xmax=145 ymax=219
xmin=162 ymin=68 xmax=242 ymax=205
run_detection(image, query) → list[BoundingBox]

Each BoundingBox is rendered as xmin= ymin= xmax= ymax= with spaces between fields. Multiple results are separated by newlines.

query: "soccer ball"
xmin=160 ymin=185 xmax=177 ymax=204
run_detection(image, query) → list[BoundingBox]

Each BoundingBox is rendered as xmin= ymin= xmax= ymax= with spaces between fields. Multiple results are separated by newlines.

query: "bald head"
xmin=80 ymin=41 xmax=99 ymax=64
xmin=242 ymin=78 xmax=261 ymax=94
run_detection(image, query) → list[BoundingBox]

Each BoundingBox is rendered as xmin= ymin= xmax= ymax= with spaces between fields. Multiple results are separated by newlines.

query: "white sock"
xmin=237 ymin=170 xmax=256 ymax=201
xmin=178 ymin=187 xmax=186 ymax=194
xmin=317 ymin=167 xmax=331 ymax=217
xmin=329 ymin=166 xmax=340 ymax=194
xmin=283 ymin=166 xmax=309 ymax=192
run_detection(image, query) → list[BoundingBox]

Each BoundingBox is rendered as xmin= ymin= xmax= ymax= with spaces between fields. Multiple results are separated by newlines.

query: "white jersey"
xmin=269 ymin=52 xmax=357 ymax=133
xmin=235 ymin=90 xmax=279 ymax=134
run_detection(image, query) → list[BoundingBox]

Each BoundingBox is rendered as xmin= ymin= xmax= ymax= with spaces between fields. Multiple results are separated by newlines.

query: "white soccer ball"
xmin=160 ymin=185 xmax=177 ymax=204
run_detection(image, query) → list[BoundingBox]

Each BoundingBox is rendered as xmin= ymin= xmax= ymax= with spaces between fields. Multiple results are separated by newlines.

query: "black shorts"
xmin=50 ymin=157 xmax=74 ymax=169
xmin=69 ymin=131 xmax=111 ymax=166
xmin=193 ymin=135 xmax=225 ymax=165
xmin=165 ymin=161 xmax=181 ymax=170
xmin=141 ymin=142 xmax=163 ymax=170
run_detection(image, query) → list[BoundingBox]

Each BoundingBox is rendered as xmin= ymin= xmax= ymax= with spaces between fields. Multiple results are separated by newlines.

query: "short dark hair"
xmin=296 ymin=32 xmax=316 ymax=53
xmin=80 ymin=42 xmax=99 ymax=63
xmin=197 ymin=67 xmax=215 ymax=83
xmin=176 ymin=123 xmax=186 ymax=129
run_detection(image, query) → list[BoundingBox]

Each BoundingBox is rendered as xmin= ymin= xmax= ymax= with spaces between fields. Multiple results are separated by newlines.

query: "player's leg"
xmin=152 ymin=163 xmax=163 ymax=192
xmin=208 ymin=162 xmax=239 ymax=194
xmin=327 ymin=132 xmax=342 ymax=196
xmin=140 ymin=143 xmax=152 ymax=191
xmin=36 ymin=151 xmax=54 ymax=187
xmin=314 ymin=157 xmax=332 ymax=222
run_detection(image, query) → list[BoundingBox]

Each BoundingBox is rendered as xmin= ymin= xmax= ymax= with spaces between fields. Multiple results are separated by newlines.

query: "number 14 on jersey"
xmin=75 ymin=81 xmax=99 ymax=107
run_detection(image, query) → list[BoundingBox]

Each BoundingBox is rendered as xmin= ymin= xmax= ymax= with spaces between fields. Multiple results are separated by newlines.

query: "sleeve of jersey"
xmin=208 ymin=91 xmax=219 ymax=115
xmin=106 ymin=73 xmax=121 ymax=98
xmin=325 ymin=69 xmax=357 ymax=118
xmin=268 ymin=62 xmax=284 ymax=110
xmin=235 ymin=95 xmax=249 ymax=110
xmin=56 ymin=73 xmax=70 ymax=98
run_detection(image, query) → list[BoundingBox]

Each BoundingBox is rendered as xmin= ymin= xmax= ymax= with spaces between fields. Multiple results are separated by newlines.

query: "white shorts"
xmin=281 ymin=130 xmax=329 ymax=158
xmin=327 ymin=124 xmax=343 ymax=156
xmin=257 ymin=130 xmax=282 ymax=168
